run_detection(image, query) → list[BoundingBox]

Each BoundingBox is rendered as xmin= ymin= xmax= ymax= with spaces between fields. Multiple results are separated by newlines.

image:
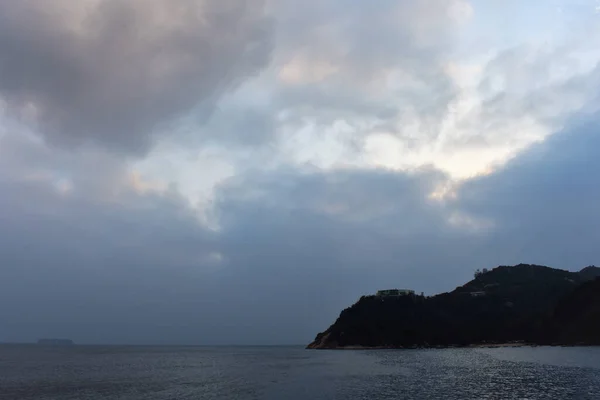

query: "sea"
xmin=1 ymin=344 xmax=599 ymax=399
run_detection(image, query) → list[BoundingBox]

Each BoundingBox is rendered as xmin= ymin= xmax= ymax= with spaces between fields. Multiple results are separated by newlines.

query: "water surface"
xmin=1 ymin=344 xmax=599 ymax=399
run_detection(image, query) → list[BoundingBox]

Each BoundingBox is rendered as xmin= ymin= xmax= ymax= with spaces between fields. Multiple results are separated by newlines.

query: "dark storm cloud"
xmin=0 ymin=0 xmax=272 ymax=153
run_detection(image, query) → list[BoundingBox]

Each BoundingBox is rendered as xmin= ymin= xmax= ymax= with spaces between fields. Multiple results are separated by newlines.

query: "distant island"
xmin=37 ymin=339 xmax=74 ymax=346
xmin=307 ymin=264 xmax=600 ymax=349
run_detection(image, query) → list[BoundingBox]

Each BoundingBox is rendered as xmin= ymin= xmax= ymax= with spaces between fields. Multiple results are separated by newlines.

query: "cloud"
xmin=0 ymin=0 xmax=272 ymax=154
xmin=2 ymin=109 xmax=600 ymax=345
xmin=201 ymin=0 xmax=600 ymax=180
xmin=0 ymin=157 xmax=223 ymax=344
xmin=2 ymin=0 xmax=600 ymax=346
xmin=211 ymin=112 xmax=600 ymax=341
xmin=163 ymin=0 xmax=478 ymax=167
xmin=0 ymin=132 xmax=470 ymax=344
xmin=455 ymin=111 xmax=600 ymax=267
xmin=272 ymin=0 xmax=471 ymax=125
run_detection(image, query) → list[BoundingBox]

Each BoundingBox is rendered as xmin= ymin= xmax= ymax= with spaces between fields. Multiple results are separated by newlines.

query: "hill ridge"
xmin=307 ymin=264 xmax=600 ymax=349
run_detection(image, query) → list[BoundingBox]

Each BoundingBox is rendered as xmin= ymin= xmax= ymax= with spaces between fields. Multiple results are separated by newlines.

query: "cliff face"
xmin=307 ymin=264 xmax=600 ymax=349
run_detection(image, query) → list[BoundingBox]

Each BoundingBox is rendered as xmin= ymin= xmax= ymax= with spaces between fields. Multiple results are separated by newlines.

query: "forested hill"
xmin=307 ymin=264 xmax=600 ymax=349
xmin=545 ymin=277 xmax=600 ymax=345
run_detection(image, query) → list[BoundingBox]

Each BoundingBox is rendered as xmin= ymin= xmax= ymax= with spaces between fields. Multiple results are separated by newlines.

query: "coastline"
xmin=307 ymin=266 xmax=600 ymax=351
xmin=306 ymin=342 xmax=600 ymax=350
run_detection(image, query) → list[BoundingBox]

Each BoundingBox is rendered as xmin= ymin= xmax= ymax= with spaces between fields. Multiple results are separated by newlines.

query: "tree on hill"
xmin=474 ymin=268 xmax=489 ymax=278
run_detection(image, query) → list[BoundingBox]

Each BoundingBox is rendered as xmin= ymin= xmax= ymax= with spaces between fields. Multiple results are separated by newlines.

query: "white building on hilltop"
xmin=376 ymin=289 xmax=415 ymax=297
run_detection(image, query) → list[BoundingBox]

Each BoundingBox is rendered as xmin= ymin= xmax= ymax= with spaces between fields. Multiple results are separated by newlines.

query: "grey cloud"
xmin=427 ymin=46 xmax=600 ymax=157
xmin=0 ymin=175 xmax=222 ymax=345
xmin=3 ymin=0 xmax=600 ymax=349
xmin=456 ymin=112 xmax=600 ymax=267
xmin=201 ymin=103 xmax=277 ymax=147
xmin=269 ymin=0 xmax=465 ymax=139
xmin=177 ymin=0 xmax=465 ymax=152
xmin=469 ymin=46 xmax=600 ymax=131
xmin=0 ymin=154 xmax=472 ymax=344
xmin=2 ymin=111 xmax=600 ymax=345
xmin=277 ymin=0 xmax=465 ymax=72
xmin=193 ymin=166 xmax=476 ymax=341
xmin=0 ymin=0 xmax=272 ymax=154
xmin=216 ymin=167 xmax=448 ymax=227
xmin=209 ymin=113 xmax=600 ymax=339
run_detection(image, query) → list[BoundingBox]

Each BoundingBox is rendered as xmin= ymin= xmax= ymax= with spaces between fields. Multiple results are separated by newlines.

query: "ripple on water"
xmin=1 ymin=345 xmax=599 ymax=399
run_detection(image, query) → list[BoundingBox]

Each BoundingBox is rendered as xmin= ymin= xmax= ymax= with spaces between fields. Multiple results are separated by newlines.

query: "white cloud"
xmin=99 ymin=0 xmax=600 ymax=211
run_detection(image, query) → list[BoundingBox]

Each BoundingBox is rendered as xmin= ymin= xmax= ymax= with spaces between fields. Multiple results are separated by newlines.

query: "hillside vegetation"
xmin=307 ymin=264 xmax=600 ymax=349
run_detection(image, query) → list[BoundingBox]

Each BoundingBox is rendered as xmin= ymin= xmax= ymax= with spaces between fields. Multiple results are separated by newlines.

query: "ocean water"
xmin=1 ymin=345 xmax=599 ymax=399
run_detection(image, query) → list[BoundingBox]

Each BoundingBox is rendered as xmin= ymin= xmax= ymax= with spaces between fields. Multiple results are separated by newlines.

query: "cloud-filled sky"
xmin=1 ymin=0 xmax=599 ymax=345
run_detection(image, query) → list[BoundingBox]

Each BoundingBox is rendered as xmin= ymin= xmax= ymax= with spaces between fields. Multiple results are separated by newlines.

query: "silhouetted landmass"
xmin=307 ymin=264 xmax=600 ymax=349
xmin=37 ymin=339 xmax=74 ymax=346
xmin=544 ymin=277 xmax=600 ymax=345
xmin=577 ymin=266 xmax=600 ymax=282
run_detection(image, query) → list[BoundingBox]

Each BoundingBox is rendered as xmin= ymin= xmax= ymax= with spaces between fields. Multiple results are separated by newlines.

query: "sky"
xmin=0 ymin=0 xmax=600 ymax=345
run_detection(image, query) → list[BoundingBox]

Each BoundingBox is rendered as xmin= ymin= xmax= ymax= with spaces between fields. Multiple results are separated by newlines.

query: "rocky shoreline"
xmin=307 ymin=342 xmax=532 ymax=350
xmin=307 ymin=342 xmax=600 ymax=350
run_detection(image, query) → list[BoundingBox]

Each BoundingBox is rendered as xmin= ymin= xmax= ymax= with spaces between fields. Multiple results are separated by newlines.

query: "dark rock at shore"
xmin=307 ymin=264 xmax=600 ymax=349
